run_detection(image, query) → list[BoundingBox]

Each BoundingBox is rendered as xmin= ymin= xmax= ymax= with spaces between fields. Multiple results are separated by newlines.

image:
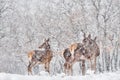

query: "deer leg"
xmin=28 ymin=62 xmax=32 ymax=75
xmin=69 ymin=64 xmax=73 ymax=76
xmin=68 ymin=64 xmax=71 ymax=76
xmin=64 ymin=63 xmax=67 ymax=75
xmin=28 ymin=61 xmax=37 ymax=75
xmin=64 ymin=67 xmax=67 ymax=75
xmin=93 ymin=57 xmax=96 ymax=74
xmin=90 ymin=57 xmax=97 ymax=73
xmin=64 ymin=64 xmax=66 ymax=74
xmin=64 ymin=62 xmax=72 ymax=76
xmin=82 ymin=60 xmax=85 ymax=75
xmin=89 ymin=59 xmax=93 ymax=70
xmin=45 ymin=62 xmax=50 ymax=73
xmin=67 ymin=63 xmax=72 ymax=76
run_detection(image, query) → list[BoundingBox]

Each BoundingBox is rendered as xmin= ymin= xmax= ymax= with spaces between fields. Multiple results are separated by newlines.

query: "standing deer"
xmin=82 ymin=33 xmax=100 ymax=74
xmin=27 ymin=38 xmax=53 ymax=75
xmin=62 ymin=43 xmax=86 ymax=75
xmin=69 ymin=43 xmax=88 ymax=75
xmin=67 ymin=33 xmax=100 ymax=75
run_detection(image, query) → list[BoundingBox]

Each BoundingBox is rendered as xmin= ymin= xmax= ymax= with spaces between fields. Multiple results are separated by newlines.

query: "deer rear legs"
xmin=82 ymin=60 xmax=85 ymax=75
xmin=28 ymin=61 xmax=37 ymax=75
xmin=45 ymin=62 xmax=50 ymax=73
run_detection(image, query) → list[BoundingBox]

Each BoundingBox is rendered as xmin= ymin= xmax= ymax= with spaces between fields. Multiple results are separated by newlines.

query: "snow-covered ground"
xmin=0 ymin=70 xmax=120 ymax=80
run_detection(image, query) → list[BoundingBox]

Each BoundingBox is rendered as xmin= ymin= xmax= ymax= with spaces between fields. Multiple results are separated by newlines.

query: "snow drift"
xmin=0 ymin=70 xmax=120 ymax=80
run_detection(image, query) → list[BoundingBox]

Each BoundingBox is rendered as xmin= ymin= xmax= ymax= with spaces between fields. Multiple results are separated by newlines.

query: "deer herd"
xmin=27 ymin=33 xmax=100 ymax=76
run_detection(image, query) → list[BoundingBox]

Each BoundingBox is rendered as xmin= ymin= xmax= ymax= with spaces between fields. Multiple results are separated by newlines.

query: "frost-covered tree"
xmin=0 ymin=0 xmax=120 ymax=75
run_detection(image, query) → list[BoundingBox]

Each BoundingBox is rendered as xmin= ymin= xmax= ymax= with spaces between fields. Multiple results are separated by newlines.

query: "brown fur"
xmin=62 ymin=43 xmax=86 ymax=75
xmin=72 ymin=43 xmax=87 ymax=75
xmin=65 ymin=34 xmax=100 ymax=75
xmin=81 ymin=34 xmax=100 ymax=74
xmin=28 ymin=51 xmax=34 ymax=62
xmin=27 ymin=38 xmax=53 ymax=75
xmin=69 ymin=43 xmax=78 ymax=54
xmin=62 ymin=48 xmax=73 ymax=75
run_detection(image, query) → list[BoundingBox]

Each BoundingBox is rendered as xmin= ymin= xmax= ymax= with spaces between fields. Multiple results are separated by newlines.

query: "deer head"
xmin=83 ymin=34 xmax=92 ymax=46
xmin=39 ymin=38 xmax=50 ymax=49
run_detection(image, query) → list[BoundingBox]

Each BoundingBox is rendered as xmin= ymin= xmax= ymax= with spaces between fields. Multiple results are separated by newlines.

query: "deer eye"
xmin=90 ymin=41 xmax=92 ymax=44
xmin=83 ymin=39 xmax=86 ymax=42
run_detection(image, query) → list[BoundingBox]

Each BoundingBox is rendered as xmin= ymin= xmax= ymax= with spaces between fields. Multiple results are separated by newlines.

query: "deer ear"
xmin=94 ymin=37 xmax=97 ymax=41
xmin=44 ymin=38 xmax=46 ymax=41
xmin=47 ymin=38 xmax=50 ymax=42
xmin=88 ymin=34 xmax=91 ymax=38
xmin=83 ymin=33 xmax=86 ymax=38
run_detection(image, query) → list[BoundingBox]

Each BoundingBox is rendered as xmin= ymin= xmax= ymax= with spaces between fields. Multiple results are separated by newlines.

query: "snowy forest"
xmin=0 ymin=0 xmax=120 ymax=76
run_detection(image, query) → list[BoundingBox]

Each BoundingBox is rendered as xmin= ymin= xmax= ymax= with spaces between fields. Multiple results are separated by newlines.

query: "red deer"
xmin=73 ymin=43 xmax=88 ymax=75
xmin=81 ymin=33 xmax=100 ymax=74
xmin=66 ymin=33 xmax=100 ymax=75
xmin=62 ymin=43 xmax=86 ymax=75
xmin=27 ymin=38 xmax=53 ymax=75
